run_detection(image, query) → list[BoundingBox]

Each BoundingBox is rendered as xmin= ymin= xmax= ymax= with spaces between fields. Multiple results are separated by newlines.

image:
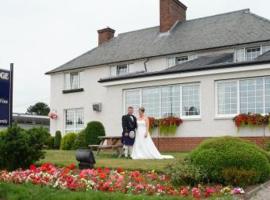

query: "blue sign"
xmin=0 ymin=69 xmax=11 ymax=126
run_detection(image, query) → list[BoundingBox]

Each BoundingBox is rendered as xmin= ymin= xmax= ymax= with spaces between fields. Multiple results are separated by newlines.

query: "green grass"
xmin=0 ymin=182 xmax=234 ymax=200
xmin=39 ymin=150 xmax=188 ymax=172
xmin=0 ymin=182 xmax=189 ymax=200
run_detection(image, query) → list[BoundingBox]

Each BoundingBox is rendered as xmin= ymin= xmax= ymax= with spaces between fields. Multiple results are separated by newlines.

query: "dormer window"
xmin=117 ymin=64 xmax=128 ymax=75
xmin=245 ymin=46 xmax=261 ymax=61
xmin=176 ymin=56 xmax=188 ymax=64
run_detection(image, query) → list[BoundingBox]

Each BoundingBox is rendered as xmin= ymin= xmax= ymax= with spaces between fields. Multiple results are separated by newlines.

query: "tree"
xmin=27 ymin=102 xmax=50 ymax=116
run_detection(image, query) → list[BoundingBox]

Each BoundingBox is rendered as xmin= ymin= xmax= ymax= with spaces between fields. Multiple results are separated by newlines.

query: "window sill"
xmin=62 ymin=88 xmax=84 ymax=94
xmin=181 ymin=117 xmax=201 ymax=121
xmin=214 ymin=116 xmax=235 ymax=120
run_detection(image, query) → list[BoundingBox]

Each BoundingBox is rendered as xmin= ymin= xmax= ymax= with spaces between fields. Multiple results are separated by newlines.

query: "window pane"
xmin=125 ymin=90 xmax=141 ymax=114
xmin=240 ymin=77 xmax=264 ymax=114
xmin=142 ymin=88 xmax=160 ymax=118
xmin=70 ymin=72 xmax=79 ymax=89
xmin=217 ymin=81 xmax=238 ymax=115
xmin=182 ymin=85 xmax=200 ymax=116
xmin=76 ymin=109 xmax=84 ymax=129
xmin=161 ymin=85 xmax=180 ymax=117
xmin=65 ymin=109 xmax=75 ymax=130
xmin=246 ymin=47 xmax=261 ymax=61
xmin=176 ymin=56 xmax=188 ymax=64
xmin=117 ymin=65 xmax=128 ymax=75
xmin=65 ymin=108 xmax=84 ymax=132
xmin=265 ymin=77 xmax=270 ymax=113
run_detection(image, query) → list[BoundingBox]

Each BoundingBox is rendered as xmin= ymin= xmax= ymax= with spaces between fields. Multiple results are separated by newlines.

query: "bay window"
xmin=124 ymin=83 xmax=200 ymax=118
xmin=65 ymin=108 xmax=84 ymax=133
xmin=216 ymin=76 xmax=270 ymax=116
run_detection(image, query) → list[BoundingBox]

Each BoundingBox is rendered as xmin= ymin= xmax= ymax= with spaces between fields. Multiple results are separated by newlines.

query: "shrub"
xmin=0 ymin=125 xmax=46 ymax=171
xmin=54 ymin=131 xmax=62 ymax=149
xmin=61 ymin=133 xmax=77 ymax=150
xmin=85 ymin=121 xmax=105 ymax=145
xmin=47 ymin=136 xmax=55 ymax=149
xmin=222 ymin=167 xmax=259 ymax=187
xmin=189 ymin=137 xmax=270 ymax=186
xmin=73 ymin=131 xmax=88 ymax=149
xmin=166 ymin=159 xmax=206 ymax=186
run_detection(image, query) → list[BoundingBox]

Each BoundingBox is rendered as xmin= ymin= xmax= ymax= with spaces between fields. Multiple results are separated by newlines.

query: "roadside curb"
xmin=244 ymin=180 xmax=270 ymax=199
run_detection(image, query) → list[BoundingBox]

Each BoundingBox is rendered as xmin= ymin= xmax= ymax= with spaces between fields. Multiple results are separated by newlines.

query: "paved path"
xmin=249 ymin=184 xmax=270 ymax=200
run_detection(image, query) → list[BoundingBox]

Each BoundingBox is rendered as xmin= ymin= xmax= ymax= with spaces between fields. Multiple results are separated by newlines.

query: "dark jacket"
xmin=121 ymin=114 xmax=137 ymax=145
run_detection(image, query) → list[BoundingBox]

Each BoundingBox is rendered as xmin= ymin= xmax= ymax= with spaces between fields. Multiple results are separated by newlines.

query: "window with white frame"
xmin=116 ymin=64 xmax=128 ymax=76
xmin=182 ymin=85 xmax=200 ymax=116
xmin=65 ymin=108 xmax=84 ymax=132
xmin=176 ymin=56 xmax=189 ymax=64
xmin=217 ymin=81 xmax=238 ymax=115
xmin=125 ymin=90 xmax=141 ymax=114
xmin=123 ymin=83 xmax=200 ymax=118
xmin=142 ymin=88 xmax=161 ymax=118
xmin=161 ymin=85 xmax=180 ymax=117
xmin=245 ymin=46 xmax=261 ymax=61
xmin=216 ymin=76 xmax=270 ymax=116
xmin=64 ymin=72 xmax=80 ymax=90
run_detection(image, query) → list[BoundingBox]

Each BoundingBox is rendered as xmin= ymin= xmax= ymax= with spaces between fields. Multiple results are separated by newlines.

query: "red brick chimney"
xmin=97 ymin=27 xmax=115 ymax=46
xmin=160 ymin=0 xmax=187 ymax=32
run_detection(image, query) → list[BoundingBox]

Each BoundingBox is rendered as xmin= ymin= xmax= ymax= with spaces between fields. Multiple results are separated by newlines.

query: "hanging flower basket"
xmin=48 ymin=111 xmax=58 ymax=120
xmin=233 ymin=113 xmax=269 ymax=129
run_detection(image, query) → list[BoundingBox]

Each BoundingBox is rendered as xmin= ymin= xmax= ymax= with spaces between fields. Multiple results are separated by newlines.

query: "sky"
xmin=0 ymin=0 xmax=269 ymax=113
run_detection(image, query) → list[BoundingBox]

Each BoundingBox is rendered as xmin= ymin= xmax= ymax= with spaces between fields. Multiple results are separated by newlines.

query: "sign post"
xmin=0 ymin=64 xmax=13 ymax=127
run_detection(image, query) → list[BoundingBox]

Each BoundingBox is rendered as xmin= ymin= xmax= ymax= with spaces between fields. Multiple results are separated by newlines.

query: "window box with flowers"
xmin=148 ymin=116 xmax=183 ymax=136
xmin=233 ymin=113 xmax=270 ymax=130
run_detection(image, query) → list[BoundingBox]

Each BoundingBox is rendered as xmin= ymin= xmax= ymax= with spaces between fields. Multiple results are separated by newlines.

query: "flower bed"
xmin=0 ymin=163 xmax=244 ymax=199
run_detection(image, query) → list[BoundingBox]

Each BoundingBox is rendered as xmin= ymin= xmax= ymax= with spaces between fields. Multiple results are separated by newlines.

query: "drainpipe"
xmin=144 ymin=58 xmax=150 ymax=72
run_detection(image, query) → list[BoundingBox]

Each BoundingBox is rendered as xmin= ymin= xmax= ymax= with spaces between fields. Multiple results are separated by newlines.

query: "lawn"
xmin=0 ymin=182 xmax=190 ymax=200
xmin=39 ymin=150 xmax=188 ymax=172
xmin=0 ymin=182 xmax=234 ymax=200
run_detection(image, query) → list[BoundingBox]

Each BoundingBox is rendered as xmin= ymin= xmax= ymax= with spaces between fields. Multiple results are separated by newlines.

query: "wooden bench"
xmin=89 ymin=136 xmax=123 ymax=157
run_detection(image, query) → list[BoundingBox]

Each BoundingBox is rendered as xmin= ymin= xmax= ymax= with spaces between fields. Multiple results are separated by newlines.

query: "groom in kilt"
xmin=121 ymin=106 xmax=137 ymax=158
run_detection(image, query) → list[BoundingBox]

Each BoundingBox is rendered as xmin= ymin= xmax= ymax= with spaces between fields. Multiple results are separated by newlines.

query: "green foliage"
xmin=73 ymin=131 xmax=88 ymax=149
xmin=222 ymin=167 xmax=259 ymax=187
xmin=27 ymin=102 xmax=50 ymax=116
xmin=60 ymin=133 xmax=77 ymax=150
xmin=54 ymin=131 xmax=62 ymax=149
xmin=47 ymin=136 xmax=55 ymax=149
xmin=0 ymin=125 xmax=46 ymax=171
xmin=189 ymin=137 xmax=270 ymax=185
xmin=166 ymin=159 xmax=206 ymax=186
xmin=85 ymin=121 xmax=105 ymax=145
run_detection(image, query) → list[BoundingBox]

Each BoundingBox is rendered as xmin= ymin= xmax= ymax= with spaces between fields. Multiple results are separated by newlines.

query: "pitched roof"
xmin=99 ymin=51 xmax=270 ymax=83
xmin=46 ymin=9 xmax=270 ymax=74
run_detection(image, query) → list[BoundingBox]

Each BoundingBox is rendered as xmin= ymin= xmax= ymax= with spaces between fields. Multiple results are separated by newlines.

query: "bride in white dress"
xmin=131 ymin=107 xmax=174 ymax=160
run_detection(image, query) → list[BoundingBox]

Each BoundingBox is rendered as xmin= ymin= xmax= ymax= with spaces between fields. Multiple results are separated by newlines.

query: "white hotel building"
xmin=46 ymin=0 xmax=270 ymax=151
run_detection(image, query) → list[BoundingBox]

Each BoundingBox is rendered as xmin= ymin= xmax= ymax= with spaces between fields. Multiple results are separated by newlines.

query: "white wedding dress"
xmin=131 ymin=119 xmax=174 ymax=160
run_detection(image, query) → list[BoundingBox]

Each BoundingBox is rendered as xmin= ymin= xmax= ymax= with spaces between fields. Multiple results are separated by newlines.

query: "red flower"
xmin=29 ymin=164 xmax=37 ymax=171
xmin=117 ymin=168 xmax=124 ymax=173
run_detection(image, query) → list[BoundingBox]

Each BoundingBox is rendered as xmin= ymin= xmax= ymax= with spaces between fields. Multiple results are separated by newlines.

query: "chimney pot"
xmin=160 ymin=0 xmax=187 ymax=32
xmin=97 ymin=27 xmax=115 ymax=46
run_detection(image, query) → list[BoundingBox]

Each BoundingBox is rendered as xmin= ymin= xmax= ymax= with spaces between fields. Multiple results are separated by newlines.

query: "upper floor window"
xmin=110 ymin=64 xmax=129 ymax=76
xmin=117 ymin=64 xmax=128 ymax=76
xmin=64 ymin=72 xmax=80 ymax=90
xmin=176 ymin=56 xmax=189 ymax=64
xmin=245 ymin=46 xmax=261 ymax=61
